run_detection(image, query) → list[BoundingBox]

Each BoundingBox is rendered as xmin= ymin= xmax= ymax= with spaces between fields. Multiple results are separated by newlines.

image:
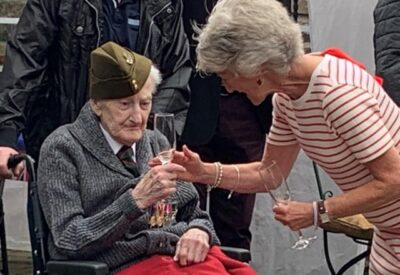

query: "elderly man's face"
xmin=91 ymin=77 xmax=153 ymax=146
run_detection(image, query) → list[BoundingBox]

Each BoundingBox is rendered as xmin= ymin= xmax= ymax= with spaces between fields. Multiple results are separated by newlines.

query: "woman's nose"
xmin=223 ymin=83 xmax=235 ymax=93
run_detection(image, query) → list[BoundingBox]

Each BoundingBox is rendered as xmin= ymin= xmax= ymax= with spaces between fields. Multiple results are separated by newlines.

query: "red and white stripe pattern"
xmin=268 ymin=54 xmax=400 ymax=273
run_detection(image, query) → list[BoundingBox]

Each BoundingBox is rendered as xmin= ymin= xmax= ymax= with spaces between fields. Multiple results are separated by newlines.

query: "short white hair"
xmin=149 ymin=65 xmax=162 ymax=93
xmin=196 ymin=0 xmax=304 ymax=76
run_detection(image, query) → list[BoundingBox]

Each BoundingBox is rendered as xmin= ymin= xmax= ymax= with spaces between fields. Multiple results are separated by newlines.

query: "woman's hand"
xmin=272 ymin=201 xmax=314 ymax=231
xmin=131 ymin=163 xmax=186 ymax=209
xmin=149 ymin=145 xmax=205 ymax=183
xmin=172 ymin=145 xmax=206 ymax=183
xmin=173 ymin=228 xmax=210 ymax=266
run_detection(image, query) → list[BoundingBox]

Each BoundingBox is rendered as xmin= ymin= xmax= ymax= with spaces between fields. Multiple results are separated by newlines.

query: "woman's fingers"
xmin=148 ymin=157 xmax=161 ymax=167
xmin=182 ymin=145 xmax=197 ymax=161
xmin=150 ymin=164 xmax=185 ymax=182
xmin=172 ymin=151 xmax=187 ymax=164
xmin=272 ymin=201 xmax=314 ymax=230
xmin=164 ymin=163 xmax=186 ymax=173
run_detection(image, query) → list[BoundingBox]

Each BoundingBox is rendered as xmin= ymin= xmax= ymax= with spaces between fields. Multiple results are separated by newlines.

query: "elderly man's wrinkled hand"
xmin=173 ymin=228 xmax=210 ymax=266
xmin=0 ymin=147 xmax=23 ymax=179
xmin=132 ymin=163 xmax=185 ymax=209
xmin=273 ymin=201 xmax=314 ymax=231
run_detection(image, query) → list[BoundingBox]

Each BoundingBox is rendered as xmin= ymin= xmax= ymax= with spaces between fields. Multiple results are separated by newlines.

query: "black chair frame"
xmin=0 ymin=179 xmax=9 ymax=275
xmin=313 ymin=162 xmax=372 ymax=275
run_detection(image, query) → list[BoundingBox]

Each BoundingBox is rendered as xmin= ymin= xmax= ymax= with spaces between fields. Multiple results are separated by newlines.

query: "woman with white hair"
xmin=169 ymin=0 xmax=400 ymax=273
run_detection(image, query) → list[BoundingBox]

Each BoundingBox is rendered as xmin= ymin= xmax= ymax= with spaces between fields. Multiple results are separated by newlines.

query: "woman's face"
xmin=218 ymin=70 xmax=284 ymax=105
xmin=91 ymin=77 xmax=153 ymax=146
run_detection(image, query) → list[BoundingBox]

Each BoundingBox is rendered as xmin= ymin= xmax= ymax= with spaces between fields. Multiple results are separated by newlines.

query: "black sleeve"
xmin=150 ymin=0 xmax=191 ymax=136
xmin=0 ymin=0 xmax=59 ymax=147
xmin=373 ymin=0 xmax=400 ymax=106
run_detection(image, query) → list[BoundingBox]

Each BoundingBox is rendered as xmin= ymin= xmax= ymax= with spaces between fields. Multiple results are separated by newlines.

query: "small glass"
xmin=148 ymin=113 xmax=177 ymax=228
xmin=154 ymin=113 xmax=176 ymax=165
xmin=258 ymin=160 xmax=317 ymax=250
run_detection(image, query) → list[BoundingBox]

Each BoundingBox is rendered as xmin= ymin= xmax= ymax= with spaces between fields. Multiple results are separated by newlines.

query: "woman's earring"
xmin=257 ymin=79 xmax=263 ymax=86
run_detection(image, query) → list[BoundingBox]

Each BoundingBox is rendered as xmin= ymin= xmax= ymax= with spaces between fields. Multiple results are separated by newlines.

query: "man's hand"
xmin=173 ymin=228 xmax=210 ymax=266
xmin=132 ymin=163 xmax=186 ymax=209
xmin=0 ymin=147 xmax=23 ymax=179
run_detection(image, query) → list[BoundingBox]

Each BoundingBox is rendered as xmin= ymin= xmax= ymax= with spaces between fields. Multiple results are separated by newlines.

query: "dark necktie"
xmin=117 ymin=146 xmax=140 ymax=177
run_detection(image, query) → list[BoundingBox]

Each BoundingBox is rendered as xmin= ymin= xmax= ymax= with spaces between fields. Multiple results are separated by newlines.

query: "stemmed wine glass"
xmin=258 ymin=160 xmax=316 ymax=250
xmin=154 ymin=113 xmax=176 ymax=165
xmin=150 ymin=113 xmax=177 ymax=228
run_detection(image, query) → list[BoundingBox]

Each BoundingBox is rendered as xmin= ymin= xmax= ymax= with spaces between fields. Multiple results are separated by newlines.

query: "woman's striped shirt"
xmin=268 ymin=54 xmax=400 ymax=274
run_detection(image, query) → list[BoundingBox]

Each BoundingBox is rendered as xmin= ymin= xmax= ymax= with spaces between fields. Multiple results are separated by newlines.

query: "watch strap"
xmin=317 ymin=200 xmax=330 ymax=223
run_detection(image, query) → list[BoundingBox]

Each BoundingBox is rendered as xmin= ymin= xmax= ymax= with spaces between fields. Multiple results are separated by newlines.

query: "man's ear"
xmin=89 ymin=99 xmax=102 ymax=116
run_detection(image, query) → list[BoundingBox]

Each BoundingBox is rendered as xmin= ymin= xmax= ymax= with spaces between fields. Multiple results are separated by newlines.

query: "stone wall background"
xmin=0 ymin=0 xmax=25 ymax=64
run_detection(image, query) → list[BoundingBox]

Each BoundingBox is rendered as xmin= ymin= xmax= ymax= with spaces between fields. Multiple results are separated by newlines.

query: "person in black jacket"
xmin=0 ymin=0 xmax=190 ymax=273
xmin=180 ymin=0 xmax=273 ymax=251
xmin=0 ymin=0 xmax=191 ymax=178
xmin=374 ymin=0 xmax=400 ymax=105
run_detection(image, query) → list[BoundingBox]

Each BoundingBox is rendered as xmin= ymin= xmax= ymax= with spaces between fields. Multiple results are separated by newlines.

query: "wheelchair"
xmin=6 ymin=154 xmax=251 ymax=275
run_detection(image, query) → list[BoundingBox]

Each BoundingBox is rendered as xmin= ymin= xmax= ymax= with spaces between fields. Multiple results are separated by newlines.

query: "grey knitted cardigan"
xmin=37 ymin=104 xmax=219 ymax=272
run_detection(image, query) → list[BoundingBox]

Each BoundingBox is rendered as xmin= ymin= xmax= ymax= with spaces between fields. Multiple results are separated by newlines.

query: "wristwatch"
xmin=317 ymin=200 xmax=330 ymax=224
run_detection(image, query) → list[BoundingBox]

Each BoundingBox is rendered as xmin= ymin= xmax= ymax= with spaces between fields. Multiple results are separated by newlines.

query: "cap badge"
xmin=123 ymin=53 xmax=134 ymax=65
xmin=132 ymin=79 xmax=138 ymax=90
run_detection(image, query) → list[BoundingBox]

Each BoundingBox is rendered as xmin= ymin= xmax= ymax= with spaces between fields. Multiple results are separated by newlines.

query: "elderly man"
xmin=37 ymin=42 xmax=256 ymax=274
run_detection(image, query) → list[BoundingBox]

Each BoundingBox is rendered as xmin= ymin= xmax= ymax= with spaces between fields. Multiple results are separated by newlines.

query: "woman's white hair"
xmin=196 ymin=0 xmax=304 ymax=76
xmin=149 ymin=65 xmax=162 ymax=93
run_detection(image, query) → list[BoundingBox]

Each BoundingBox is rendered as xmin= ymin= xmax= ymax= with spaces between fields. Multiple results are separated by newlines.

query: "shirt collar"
xmin=99 ymin=123 xmax=136 ymax=160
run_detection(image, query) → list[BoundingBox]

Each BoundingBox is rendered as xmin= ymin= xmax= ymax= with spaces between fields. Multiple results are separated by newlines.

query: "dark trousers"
xmin=190 ymin=93 xmax=266 ymax=250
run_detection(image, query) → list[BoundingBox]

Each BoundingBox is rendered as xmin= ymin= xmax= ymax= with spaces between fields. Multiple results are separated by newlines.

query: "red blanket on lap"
xmin=116 ymin=246 xmax=257 ymax=275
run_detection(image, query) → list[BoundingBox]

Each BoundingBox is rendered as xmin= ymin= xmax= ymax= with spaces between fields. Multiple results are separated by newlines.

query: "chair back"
xmin=8 ymin=154 xmax=50 ymax=274
xmin=28 ymin=156 xmax=50 ymax=274
xmin=28 ymin=184 xmax=50 ymax=275
xmin=312 ymin=161 xmax=372 ymax=274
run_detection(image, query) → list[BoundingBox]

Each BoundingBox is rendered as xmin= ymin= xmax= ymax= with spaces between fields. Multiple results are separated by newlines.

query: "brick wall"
xmin=0 ymin=0 xmax=26 ymax=64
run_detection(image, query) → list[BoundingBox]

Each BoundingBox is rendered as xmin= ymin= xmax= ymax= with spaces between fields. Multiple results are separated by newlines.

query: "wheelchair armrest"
xmin=47 ymin=260 xmax=109 ymax=275
xmin=220 ymin=246 xmax=251 ymax=262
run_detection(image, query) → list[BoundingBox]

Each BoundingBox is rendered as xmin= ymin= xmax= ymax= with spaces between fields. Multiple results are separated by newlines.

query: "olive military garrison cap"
xmin=89 ymin=41 xmax=152 ymax=99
